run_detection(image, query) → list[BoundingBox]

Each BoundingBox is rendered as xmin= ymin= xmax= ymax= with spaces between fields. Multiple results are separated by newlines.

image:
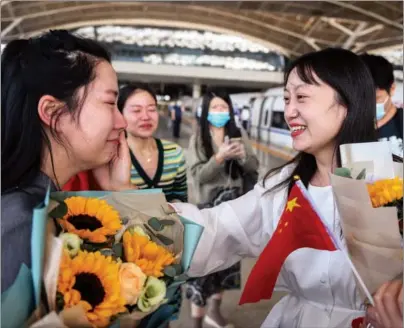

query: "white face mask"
xmin=376 ymin=97 xmax=388 ymax=120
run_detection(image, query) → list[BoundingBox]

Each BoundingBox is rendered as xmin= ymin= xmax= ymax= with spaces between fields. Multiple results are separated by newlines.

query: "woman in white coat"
xmin=171 ymin=48 xmax=402 ymax=328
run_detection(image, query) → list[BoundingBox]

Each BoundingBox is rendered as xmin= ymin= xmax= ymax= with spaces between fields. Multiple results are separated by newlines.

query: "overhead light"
xmin=74 ymin=25 xmax=275 ymax=54
xmin=141 ymin=53 xmax=276 ymax=71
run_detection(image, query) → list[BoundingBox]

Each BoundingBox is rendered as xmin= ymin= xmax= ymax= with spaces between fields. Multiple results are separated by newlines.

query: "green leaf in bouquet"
xmin=159 ymin=219 xmax=176 ymax=226
xmin=148 ymin=217 xmax=164 ymax=231
xmin=81 ymin=241 xmax=110 ymax=252
xmin=121 ymin=216 xmax=130 ymax=225
xmin=155 ymin=234 xmax=173 ymax=246
xmin=48 ymin=199 xmax=68 ymax=219
xmin=356 ymin=168 xmax=366 ymax=180
xmin=163 ymin=264 xmax=183 ymax=277
xmin=112 ymin=243 xmax=123 ymax=258
xmin=143 ymin=224 xmax=174 ymax=245
xmin=99 ymin=248 xmax=115 ymax=257
xmin=56 ymin=291 xmax=65 ymax=311
xmin=334 ymin=167 xmax=352 ymax=178
xmin=174 ymin=273 xmax=190 ymax=283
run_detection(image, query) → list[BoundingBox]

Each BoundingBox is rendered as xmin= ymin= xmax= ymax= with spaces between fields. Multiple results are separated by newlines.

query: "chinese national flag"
xmin=239 ymin=179 xmax=339 ymax=305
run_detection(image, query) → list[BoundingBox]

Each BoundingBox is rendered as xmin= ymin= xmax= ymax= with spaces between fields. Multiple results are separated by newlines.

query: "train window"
xmin=270 ymin=111 xmax=289 ymax=130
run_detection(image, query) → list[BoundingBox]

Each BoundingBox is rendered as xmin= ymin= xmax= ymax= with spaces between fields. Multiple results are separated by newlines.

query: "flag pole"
xmin=294 ymin=177 xmax=375 ymax=306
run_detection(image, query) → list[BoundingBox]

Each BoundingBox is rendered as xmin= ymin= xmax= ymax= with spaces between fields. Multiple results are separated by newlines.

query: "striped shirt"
xmin=129 ymin=139 xmax=188 ymax=202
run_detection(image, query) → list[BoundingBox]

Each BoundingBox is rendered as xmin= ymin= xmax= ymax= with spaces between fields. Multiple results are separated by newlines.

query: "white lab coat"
xmin=174 ymin=165 xmax=365 ymax=328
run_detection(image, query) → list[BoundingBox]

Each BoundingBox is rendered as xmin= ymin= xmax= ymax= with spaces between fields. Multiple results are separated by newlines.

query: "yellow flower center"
xmin=68 ymin=215 xmax=103 ymax=231
xmin=73 ymin=272 xmax=106 ymax=308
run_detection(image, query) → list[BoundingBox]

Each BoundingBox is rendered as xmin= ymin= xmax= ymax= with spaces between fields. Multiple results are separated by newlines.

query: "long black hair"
xmin=1 ymin=30 xmax=111 ymax=192
xmin=265 ymin=47 xmax=378 ymax=195
xmin=199 ymin=89 xmax=243 ymax=179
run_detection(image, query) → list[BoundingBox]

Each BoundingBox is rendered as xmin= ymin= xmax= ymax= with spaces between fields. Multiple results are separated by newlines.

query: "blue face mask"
xmin=376 ymin=98 xmax=387 ymax=120
xmin=207 ymin=112 xmax=230 ymax=128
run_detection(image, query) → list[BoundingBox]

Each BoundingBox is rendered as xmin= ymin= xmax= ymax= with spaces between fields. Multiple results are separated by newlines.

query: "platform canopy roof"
xmin=1 ymin=1 xmax=402 ymax=57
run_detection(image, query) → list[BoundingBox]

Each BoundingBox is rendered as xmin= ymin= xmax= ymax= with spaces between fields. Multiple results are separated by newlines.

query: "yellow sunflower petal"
xmin=367 ymin=178 xmax=403 ymax=207
xmin=58 ymin=251 xmax=126 ymax=327
xmin=143 ymin=242 xmax=159 ymax=260
xmin=58 ymin=197 xmax=121 ymax=244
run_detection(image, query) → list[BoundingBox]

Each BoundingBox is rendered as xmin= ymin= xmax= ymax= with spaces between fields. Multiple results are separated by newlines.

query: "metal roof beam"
xmin=321 ymin=18 xmax=354 ymax=36
xmin=292 ymin=17 xmax=322 ymax=52
xmin=323 ymin=0 xmax=403 ymax=30
xmin=1 ymin=17 xmax=23 ymax=38
xmin=0 ymin=2 xmax=335 ymax=47
xmin=3 ymin=2 xmax=24 ymax=38
xmin=355 ymin=24 xmax=384 ymax=37
xmin=342 ymin=22 xmax=367 ymax=49
xmin=1 ymin=1 xmax=12 ymax=8
xmin=305 ymin=38 xmax=320 ymax=51
xmin=353 ymin=34 xmax=403 ymax=52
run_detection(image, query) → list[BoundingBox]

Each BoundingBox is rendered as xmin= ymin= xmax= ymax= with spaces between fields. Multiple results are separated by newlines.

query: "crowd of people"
xmin=1 ymin=29 xmax=403 ymax=328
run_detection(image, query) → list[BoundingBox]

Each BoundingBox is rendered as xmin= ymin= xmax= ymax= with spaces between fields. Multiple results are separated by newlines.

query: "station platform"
xmin=155 ymin=115 xmax=288 ymax=328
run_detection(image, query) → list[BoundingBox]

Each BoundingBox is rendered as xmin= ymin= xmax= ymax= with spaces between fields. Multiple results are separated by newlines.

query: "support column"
xmin=192 ymin=82 xmax=201 ymax=114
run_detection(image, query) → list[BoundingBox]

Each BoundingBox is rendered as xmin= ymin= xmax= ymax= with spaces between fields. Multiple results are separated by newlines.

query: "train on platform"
xmin=230 ymin=81 xmax=404 ymax=155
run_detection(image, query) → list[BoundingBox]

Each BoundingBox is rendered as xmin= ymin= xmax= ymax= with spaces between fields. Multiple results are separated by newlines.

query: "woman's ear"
xmin=37 ymin=95 xmax=64 ymax=127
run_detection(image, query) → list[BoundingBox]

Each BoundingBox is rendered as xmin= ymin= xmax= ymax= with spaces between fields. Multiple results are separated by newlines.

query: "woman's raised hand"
xmin=92 ymin=132 xmax=137 ymax=191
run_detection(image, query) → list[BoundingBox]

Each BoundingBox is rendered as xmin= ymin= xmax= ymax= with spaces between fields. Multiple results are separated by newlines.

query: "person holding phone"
xmin=185 ymin=90 xmax=259 ymax=328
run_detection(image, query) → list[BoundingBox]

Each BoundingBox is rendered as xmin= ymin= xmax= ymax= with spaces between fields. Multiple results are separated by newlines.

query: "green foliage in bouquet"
xmin=334 ymin=167 xmax=366 ymax=180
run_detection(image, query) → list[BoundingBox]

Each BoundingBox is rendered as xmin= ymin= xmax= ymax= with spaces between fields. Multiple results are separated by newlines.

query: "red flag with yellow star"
xmin=239 ymin=178 xmax=339 ymax=305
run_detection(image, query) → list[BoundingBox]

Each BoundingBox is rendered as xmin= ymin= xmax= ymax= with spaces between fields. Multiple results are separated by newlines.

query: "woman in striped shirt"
xmin=118 ymin=84 xmax=187 ymax=202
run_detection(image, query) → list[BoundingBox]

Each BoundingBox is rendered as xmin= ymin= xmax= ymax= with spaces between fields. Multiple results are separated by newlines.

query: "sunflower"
xmin=58 ymin=250 xmax=126 ymax=327
xmin=367 ymin=177 xmax=403 ymax=208
xmin=58 ymin=197 xmax=122 ymax=243
xmin=367 ymin=177 xmax=403 ymax=236
xmin=123 ymin=231 xmax=175 ymax=277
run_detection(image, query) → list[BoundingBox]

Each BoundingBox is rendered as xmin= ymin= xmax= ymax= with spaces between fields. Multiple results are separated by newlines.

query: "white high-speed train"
xmin=231 ymin=81 xmax=404 ymax=154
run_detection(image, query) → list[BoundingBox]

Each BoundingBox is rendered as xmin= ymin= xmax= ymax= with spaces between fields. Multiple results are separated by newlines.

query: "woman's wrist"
xmin=215 ymin=154 xmax=224 ymax=165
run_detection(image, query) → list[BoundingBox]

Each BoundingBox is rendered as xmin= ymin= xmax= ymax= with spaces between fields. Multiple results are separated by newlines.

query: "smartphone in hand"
xmin=230 ymin=137 xmax=242 ymax=144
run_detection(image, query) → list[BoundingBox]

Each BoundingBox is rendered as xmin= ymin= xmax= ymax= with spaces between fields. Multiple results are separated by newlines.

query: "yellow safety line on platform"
xmin=251 ymin=141 xmax=294 ymax=161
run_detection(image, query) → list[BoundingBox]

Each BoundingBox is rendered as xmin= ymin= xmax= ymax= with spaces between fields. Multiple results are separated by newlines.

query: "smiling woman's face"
xmin=284 ymin=68 xmax=347 ymax=155
xmin=122 ymin=90 xmax=158 ymax=138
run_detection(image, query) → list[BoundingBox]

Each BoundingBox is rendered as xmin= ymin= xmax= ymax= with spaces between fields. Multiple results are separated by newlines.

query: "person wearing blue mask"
xmin=185 ymin=90 xmax=259 ymax=328
xmin=360 ymin=54 xmax=403 ymax=140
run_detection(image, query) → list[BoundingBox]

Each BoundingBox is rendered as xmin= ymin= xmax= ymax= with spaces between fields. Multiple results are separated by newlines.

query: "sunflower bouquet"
xmin=330 ymin=141 xmax=403 ymax=303
xmin=3 ymin=190 xmax=203 ymax=328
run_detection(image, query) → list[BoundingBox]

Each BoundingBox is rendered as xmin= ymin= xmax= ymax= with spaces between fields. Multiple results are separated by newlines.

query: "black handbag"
xmin=242 ymin=170 xmax=259 ymax=194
